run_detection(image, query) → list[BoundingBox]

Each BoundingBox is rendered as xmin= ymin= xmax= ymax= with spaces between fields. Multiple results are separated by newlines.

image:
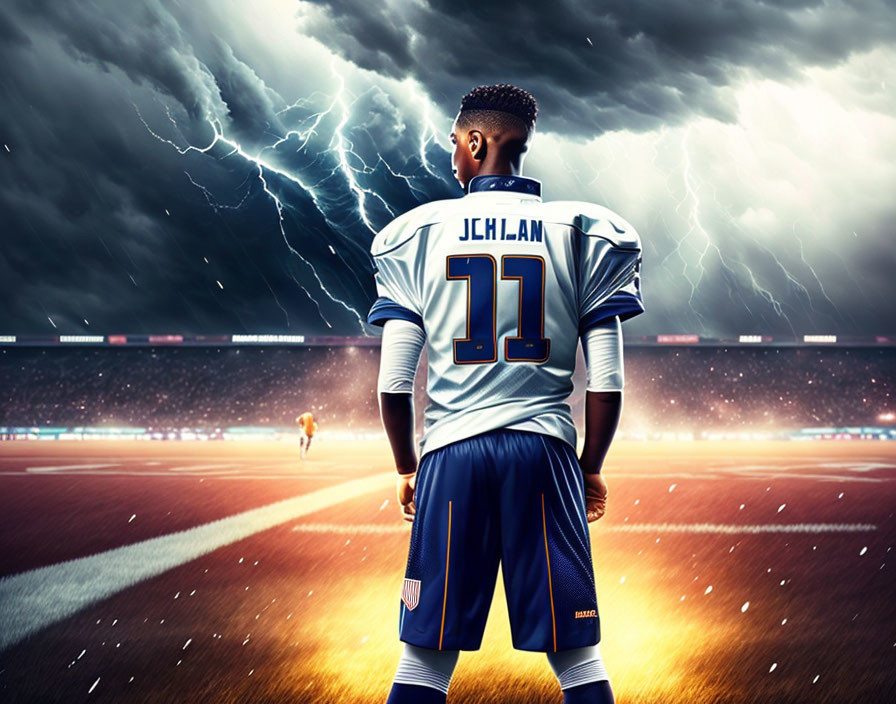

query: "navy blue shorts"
xmin=398 ymin=428 xmax=600 ymax=652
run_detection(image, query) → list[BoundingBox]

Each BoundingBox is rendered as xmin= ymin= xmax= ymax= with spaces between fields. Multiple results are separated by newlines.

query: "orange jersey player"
xmin=295 ymin=412 xmax=317 ymax=459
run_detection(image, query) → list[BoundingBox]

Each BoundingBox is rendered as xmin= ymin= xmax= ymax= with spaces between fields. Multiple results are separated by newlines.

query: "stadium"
xmin=0 ymin=334 xmax=893 ymax=703
xmin=1 ymin=334 xmax=893 ymax=442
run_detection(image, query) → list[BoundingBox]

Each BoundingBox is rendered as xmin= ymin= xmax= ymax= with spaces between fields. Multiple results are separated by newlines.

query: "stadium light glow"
xmin=657 ymin=334 xmax=699 ymax=344
xmin=59 ymin=335 xmax=104 ymax=343
xmin=803 ymin=334 xmax=837 ymax=343
xmin=148 ymin=335 xmax=184 ymax=344
xmin=231 ymin=334 xmax=306 ymax=344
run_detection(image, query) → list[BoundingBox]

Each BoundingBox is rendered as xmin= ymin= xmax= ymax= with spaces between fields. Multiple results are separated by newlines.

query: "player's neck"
xmin=474 ymin=157 xmax=522 ymax=178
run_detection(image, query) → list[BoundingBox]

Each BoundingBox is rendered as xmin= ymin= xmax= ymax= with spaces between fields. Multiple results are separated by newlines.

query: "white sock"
xmin=546 ymin=643 xmax=609 ymax=690
xmin=392 ymin=643 xmax=460 ymax=694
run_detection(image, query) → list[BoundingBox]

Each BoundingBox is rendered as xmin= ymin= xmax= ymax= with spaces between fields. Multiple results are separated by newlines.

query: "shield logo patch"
xmin=401 ymin=578 xmax=421 ymax=610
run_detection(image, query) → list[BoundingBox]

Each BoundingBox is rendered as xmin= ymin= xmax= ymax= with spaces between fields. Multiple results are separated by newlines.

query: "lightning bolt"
xmin=652 ymin=127 xmax=709 ymax=331
xmin=578 ymin=117 xmax=856 ymax=337
xmin=661 ymin=128 xmax=801 ymax=335
xmin=416 ymin=89 xmax=453 ymax=182
xmin=137 ymin=59 xmax=451 ymax=332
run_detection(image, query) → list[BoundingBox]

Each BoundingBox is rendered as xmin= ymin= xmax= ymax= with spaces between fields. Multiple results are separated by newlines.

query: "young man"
xmin=368 ymin=84 xmax=644 ymax=704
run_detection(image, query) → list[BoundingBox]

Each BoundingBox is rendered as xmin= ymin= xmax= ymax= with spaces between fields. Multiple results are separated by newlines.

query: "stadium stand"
xmin=0 ymin=345 xmax=892 ymax=439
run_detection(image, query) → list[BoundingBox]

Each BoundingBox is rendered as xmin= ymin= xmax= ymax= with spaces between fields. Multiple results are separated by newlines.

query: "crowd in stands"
xmin=0 ymin=345 xmax=892 ymax=434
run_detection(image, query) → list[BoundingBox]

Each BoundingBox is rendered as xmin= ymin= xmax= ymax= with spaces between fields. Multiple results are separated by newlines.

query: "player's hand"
xmin=396 ymin=471 xmax=417 ymax=522
xmin=583 ymin=472 xmax=608 ymax=522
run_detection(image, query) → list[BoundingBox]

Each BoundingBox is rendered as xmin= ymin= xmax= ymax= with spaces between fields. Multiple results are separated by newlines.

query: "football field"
xmin=0 ymin=438 xmax=893 ymax=703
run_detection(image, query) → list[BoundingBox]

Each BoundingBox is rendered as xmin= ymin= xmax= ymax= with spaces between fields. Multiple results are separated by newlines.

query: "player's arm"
xmin=377 ymin=318 xmax=426 ymax=521
xmin=580 ymin=390 xmax=622 ymax=476
xmin=380 ymin=394 xmax=417 ymax=475
xmin=367 ymin=208 xmax=428 ymax=519
xmin=578 ymin=316 xmax=625 ymax=521
xmin=575 ymin=219 xmax=644 ymax=522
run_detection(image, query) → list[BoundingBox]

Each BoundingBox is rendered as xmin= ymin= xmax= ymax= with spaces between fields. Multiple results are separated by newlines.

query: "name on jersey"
xmin=460 ymin=218 xmax=543 ymax=242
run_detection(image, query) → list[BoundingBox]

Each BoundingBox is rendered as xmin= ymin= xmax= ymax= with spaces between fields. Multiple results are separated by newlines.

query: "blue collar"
xmin=466 ymin=174 xmax=542 ymax=197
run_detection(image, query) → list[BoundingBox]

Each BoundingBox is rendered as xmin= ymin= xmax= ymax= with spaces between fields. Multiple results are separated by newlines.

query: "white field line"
xmin=291 ymin=522 xmax=878 ymax=536
xmin=597 ymin=522 xmax=878 ymax=534
xmin=214 ymin=474 xmax=342 ymax=480
xmin=0 ymin=472 xmax=392 ymax=652
xmin=7 ymin=470 xmax=889 ymax=482
xmin=4 ymin=457 xmax=235 ymax=462
xmin=187 ymin=470 xmax=242 ymax=475
xmin=25 ymin=463 xmax=120 ymax=473
xmin=597 ymin=472 xmax=890 ymax=483
xmin=166 ymin=464 xmax=238 ymax=472
xmin=0 ymin=471 xmax=340 ymax=480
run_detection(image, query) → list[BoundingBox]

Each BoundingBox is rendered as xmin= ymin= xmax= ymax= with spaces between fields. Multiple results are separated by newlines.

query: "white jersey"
xmin=368 ymin=174 xmax=644 ymax=457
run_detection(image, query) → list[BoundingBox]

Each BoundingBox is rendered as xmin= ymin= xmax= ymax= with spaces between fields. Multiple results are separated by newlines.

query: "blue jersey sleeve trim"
xmin=579 ymin=291 xmax=644 ymax=334
xmin=367 ymin=297 xmax=424 ymax=328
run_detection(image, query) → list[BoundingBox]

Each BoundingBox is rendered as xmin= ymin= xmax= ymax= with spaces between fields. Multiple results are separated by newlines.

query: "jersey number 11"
xmin=446 ymin=254 xmax=551 ymax=365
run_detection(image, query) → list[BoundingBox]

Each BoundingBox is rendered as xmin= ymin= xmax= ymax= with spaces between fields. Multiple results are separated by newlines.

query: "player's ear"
xmin=468 ymin=129 xmax=486 ymax=161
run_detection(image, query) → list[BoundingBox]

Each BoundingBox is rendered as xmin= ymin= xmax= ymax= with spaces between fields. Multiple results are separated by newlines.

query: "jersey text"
xmin=460 ymin=218 xmax=544 ymax=243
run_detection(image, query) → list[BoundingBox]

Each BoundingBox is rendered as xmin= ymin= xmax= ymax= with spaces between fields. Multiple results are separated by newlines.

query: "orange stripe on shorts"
xmin=439 ymin=499 xmax=452 ymax=650
xmin=541 ymin=492 xmax=557 ymax=652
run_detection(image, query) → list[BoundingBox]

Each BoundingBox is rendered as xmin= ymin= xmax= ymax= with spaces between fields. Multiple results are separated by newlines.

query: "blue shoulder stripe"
xmin=367 ymin=296 xmax=424 ymax=329
xmin=579 ymin=291 xmax=644 ymax=334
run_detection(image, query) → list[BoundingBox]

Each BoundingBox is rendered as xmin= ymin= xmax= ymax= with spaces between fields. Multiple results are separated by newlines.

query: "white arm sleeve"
xmin=377 ymin=318 xmax=426 ymax=394
xmin=581 ymin=315 xmax=624 ymax=392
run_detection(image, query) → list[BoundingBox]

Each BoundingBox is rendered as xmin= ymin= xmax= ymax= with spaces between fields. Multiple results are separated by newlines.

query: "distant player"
xmin=368 ymin=84 xmax=644 ymax=704
xmin=295 ymin=412 xmax=317 ymax=459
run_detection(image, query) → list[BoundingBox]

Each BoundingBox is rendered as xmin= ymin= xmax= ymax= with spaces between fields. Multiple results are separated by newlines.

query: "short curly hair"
xmin=458 ymin=83 xmax=538 ymax=131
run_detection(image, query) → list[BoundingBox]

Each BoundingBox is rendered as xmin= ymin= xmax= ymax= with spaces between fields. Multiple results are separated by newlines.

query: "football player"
xmin=295 ymin=411 xmax=316 ymax=459
xmin=370 ymin=84 xmax=643 ymax=704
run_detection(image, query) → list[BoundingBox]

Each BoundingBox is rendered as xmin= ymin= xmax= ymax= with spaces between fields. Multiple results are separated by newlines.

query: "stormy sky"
xmin=1 ymin=0 xmax=894 ymax=338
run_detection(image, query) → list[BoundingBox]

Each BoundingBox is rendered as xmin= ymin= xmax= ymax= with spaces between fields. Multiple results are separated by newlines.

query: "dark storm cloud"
xmin=299 ymin=0 xmax=896 ymax=136
xmin=0 ymin=0 xmax=454 ymax=336
xmin=0 ymin=7 xmax=29 ymax=46
xmin=0 ymin=0 xmax=894 ymax=338
xmin=24 ymin=0 xmax=219 ymax=119
xmin=300 ymin=0 xmax=415 ymax=75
